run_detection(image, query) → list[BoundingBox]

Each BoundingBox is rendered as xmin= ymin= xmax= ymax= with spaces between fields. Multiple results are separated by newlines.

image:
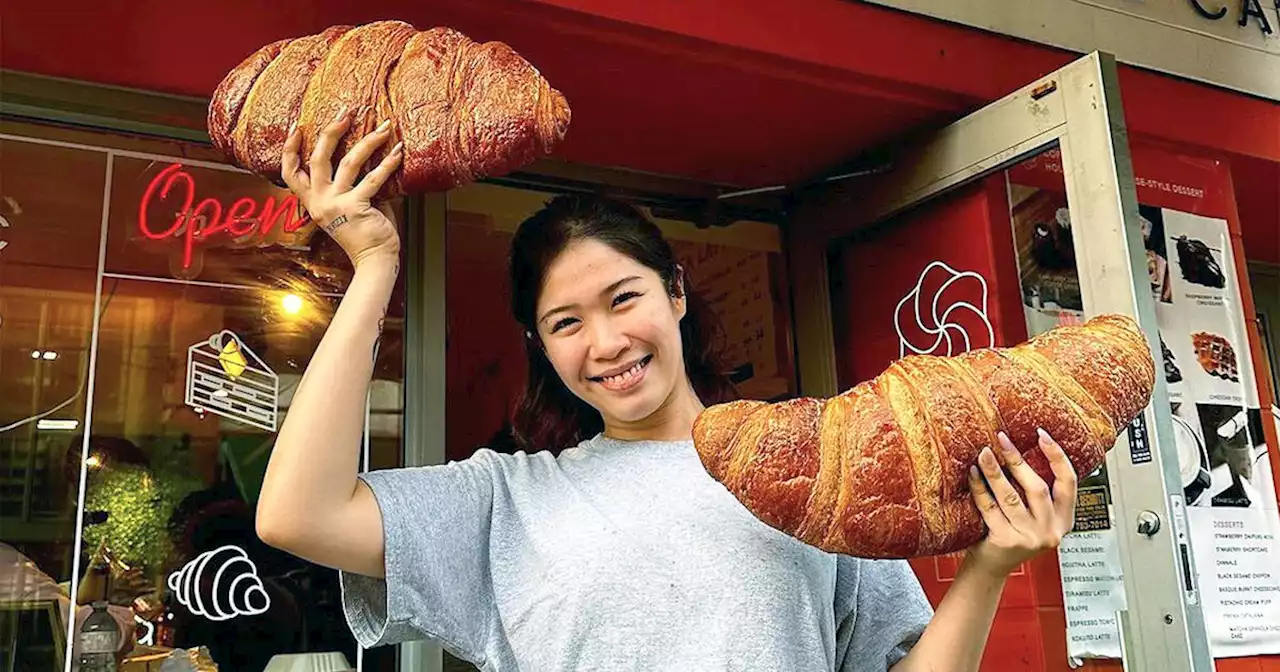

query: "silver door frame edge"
xmin=399 ymin=193 xmax=448 ymax=672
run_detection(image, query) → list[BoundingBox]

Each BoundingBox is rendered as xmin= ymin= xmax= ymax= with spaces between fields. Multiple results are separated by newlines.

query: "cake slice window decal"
xmin=894 ymin=260 xmax=995 ymax=358
xmin=186 ymin=330 xmax=280 ymax=432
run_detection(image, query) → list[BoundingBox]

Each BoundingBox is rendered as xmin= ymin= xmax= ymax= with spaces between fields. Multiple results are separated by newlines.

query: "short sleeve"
xmin=339 ymin=449 xmax=503 ymax=663
xmin=834 ymin=556 xmax=934 ymax=672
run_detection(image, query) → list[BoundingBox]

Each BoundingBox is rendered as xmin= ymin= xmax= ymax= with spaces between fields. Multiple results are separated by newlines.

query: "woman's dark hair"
xmin=508 ymin=194 xmax=737 ymax=452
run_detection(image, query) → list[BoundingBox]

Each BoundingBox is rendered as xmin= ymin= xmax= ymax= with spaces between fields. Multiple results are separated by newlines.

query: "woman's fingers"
xmin=334 ymin=120 xmax=394 ymax=190
xmin=997 ymin=432 xmax=1055 ymax=524
xmin=977 ymin=446 xmax=1035 ymax=529
xmin=280 ymin=125 xmax=311 ymax=198
xmin=309 ymin=105 xmax=351 ymax=190
xmin=352 ymin=142 xmax=404 ymax=201
xmin=1039 ymin=428 xmax=1079 ymax=533
xmin=967 ymin=464 xmax=1008 ymax=531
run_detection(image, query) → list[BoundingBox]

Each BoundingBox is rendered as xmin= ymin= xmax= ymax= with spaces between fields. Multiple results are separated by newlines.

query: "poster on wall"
xmin=669 ymin=240 xmax=789 ymax=401
xmin=1006 ymin=162 xmax=1280 ymax=661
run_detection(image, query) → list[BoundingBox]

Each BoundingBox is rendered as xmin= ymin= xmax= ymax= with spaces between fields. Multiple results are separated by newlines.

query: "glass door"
xmin=787 ymin=52 xmax=1214 ymax=672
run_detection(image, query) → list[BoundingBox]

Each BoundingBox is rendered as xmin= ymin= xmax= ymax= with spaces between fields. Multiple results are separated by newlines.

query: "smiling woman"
xmin=508 ymin=195 xmax=738 ymax=450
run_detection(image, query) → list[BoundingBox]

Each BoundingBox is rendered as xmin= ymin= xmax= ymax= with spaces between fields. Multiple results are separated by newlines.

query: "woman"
xmin=257 ymin=110 xmax=1080 ymax=671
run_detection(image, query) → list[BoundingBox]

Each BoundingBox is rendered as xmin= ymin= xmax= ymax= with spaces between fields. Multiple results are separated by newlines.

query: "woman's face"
xmin=535 ymin=238 xmax=688 ymax=428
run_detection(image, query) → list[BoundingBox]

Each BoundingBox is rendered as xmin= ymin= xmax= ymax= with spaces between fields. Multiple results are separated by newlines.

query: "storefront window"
xmin=1 ymin=127 xmax=404 ymax=671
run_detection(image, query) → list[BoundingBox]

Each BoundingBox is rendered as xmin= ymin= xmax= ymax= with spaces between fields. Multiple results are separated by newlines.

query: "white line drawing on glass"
xmin=134 ymin=614 xmax=156 ymax=646
xmin=0 ymin=209 xmax=6 ymax=327
xmin=0 ymin=195 xmax=19 ymax=258
xmin=167 ymin=545 xmax=271 ymax=622
xmin=894 ymin=260 xmax=995 ymax=357
xmin=185 ymin=330 xmax=280 ymax=432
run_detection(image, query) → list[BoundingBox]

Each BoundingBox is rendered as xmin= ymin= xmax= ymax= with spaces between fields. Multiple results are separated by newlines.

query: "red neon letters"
xmin=138 ymin=163 xmax=310 ymax=269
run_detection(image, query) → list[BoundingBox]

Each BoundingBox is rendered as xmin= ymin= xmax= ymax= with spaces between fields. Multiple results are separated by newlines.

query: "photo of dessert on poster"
xmin=1009 ymin=186 xmax=1082 ymax=313
xmin=1161 ymin=209 xmax=1259 ymax=409
xmin=1156 ymin=300 xmax=1190 ymax=404
xmin=1188 ymin=405 xmax=1274 ymax=509
xmin=1167 ymin=211 xmax=1230 ymax=300
xmin=1009 ymin=188 xmax=1174 ymax=320
xmin=1138 ymin=204 xmax=1174 ymax=304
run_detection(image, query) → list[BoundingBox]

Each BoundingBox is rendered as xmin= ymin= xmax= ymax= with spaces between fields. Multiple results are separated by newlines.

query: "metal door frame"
xmin=786 ymin=51 xmax=1213 ymax=672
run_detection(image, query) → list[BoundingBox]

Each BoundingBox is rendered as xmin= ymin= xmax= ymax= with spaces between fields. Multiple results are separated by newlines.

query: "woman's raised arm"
xmin=255 ymin=108 xmax=404 ymax=578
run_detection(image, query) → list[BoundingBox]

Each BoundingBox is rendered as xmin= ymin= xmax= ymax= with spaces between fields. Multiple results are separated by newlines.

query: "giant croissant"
xmin=693 ymin=314 xmax=1156 ymax=559
xmin=208 ymin=21 xmax=571 ymax=197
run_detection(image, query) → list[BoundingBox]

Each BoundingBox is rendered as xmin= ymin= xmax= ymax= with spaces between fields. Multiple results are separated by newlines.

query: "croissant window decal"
xmin=167 ymin=544 xmax=270 ymax=622
xmin=894 ymin=260 xmax=995 ymax=357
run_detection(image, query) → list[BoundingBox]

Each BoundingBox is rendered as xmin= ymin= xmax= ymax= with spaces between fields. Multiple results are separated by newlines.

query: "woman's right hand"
xmin=282 ymin=107 xmax=404 ymax=269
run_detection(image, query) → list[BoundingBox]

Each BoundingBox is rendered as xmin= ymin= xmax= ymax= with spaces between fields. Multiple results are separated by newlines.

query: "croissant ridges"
xmin=207 ymin=20 xmax=571 ymax=199
xmin=692 ymin=313 xmax=1157 ymax=559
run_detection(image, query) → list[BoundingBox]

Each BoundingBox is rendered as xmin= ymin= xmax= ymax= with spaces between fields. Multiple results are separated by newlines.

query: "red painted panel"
xmin=834 ymin=174 xmax=1057 ymax=667
xmin=983 ymin=606 xmax=1048 ymax=672
xmin=1217 ymin=658 xmax=1265 ymax=672
xmin=1037 ymin=606 xmax=1071 ymax=672
xmin=834 ymin=175 xmax=1016 ymax=388
xmin=1231 ymin=155 xmax=1280 ymax=266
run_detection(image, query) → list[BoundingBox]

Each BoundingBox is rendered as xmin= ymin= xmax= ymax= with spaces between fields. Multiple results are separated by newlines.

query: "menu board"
xmin=671 ymin=241 xmax=788 ymax=400
xmin=1007 ymin=155 xmax=1280 ymax=660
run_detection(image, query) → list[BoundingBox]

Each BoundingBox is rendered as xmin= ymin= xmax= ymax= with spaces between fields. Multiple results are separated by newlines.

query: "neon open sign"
xmin=138 ymin=163 xmax=311 ymax=270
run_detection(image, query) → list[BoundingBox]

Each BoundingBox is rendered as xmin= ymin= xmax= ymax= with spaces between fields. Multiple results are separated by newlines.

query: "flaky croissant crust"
xmin=208 ymin=21 xmax=570 ymax=198
xmin=693 ymin=314 xmax=1156 ymax=559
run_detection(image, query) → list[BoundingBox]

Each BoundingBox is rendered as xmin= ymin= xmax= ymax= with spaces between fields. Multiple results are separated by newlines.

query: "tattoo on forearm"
xmin=323 ymin=214 xmax=349 ymax=235
xmin=372 ymin=307 xmax=388 ymax=363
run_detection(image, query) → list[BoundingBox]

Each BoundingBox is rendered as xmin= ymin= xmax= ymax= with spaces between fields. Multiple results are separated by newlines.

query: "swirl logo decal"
xmin=894 ymin=261 xmax=994 ymax=357
xmin=167 ymin=545 xmax=270 ymax=622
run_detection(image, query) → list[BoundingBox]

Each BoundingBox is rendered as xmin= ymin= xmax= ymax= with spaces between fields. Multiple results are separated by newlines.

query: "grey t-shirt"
xmin=340 ymin=434 xmax=934 ymax=671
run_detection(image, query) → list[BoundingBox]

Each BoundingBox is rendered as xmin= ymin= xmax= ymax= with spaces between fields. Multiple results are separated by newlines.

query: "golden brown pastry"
xmin=692 ymin=313 xmax=1156 ymax=559
xmin=208 ymin=21 xmax=571 ymax=197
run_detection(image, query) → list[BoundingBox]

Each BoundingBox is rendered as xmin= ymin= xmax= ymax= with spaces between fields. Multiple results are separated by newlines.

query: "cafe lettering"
xmin=1189 ymin=0 xmax=1278 ymax=34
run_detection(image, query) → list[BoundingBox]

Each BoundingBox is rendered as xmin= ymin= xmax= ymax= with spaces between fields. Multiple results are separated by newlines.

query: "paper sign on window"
xmin=185 ymin=330 xmax=279 ymax=432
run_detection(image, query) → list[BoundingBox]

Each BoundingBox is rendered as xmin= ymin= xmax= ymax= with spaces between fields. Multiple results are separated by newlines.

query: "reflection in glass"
xmin=1 ymin=138 xmax=109 ymax=671
xmin=1 ymin=129 xmax=405 ymax=671
xmin=78 ymin=269 xmax=404 ymax=670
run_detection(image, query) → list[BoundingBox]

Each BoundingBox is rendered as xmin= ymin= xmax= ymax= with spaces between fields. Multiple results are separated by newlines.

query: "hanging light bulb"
xmin=281 ymin=293 xmax=304 ymax=316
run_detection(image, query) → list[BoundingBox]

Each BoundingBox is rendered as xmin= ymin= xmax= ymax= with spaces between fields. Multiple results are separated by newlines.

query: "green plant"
xmin=82 ymin=462 xmax=201 ymax=570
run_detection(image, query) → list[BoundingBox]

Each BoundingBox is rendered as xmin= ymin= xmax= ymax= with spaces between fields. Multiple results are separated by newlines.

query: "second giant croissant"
xmin=208 ymin=21 xmax=571 ymax=197
xmin=692 ymin=314 xmax=1156 ymax=559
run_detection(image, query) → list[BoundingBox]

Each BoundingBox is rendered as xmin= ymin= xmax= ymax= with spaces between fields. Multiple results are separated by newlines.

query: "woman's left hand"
xmin=965 ymin=428 xmax=1078 ymax=578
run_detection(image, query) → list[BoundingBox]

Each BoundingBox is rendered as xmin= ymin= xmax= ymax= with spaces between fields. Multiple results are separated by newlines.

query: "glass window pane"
xmin=0 ymin=137 xmax=108 ymax=671
xmin=1 ymin=125 xmax=405 ymax=671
